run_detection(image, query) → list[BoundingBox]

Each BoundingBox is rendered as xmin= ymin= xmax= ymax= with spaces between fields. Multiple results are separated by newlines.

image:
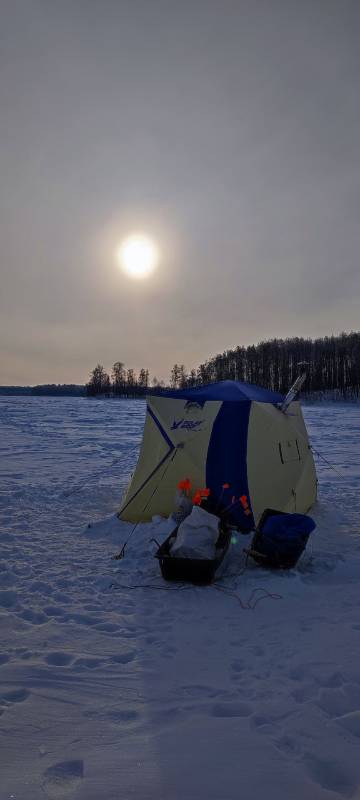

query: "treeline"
xmin=31 ymin=384 xmax=85 ymax=396
xmin=180 ymin=331 xmax=360 ymax=397
xmin=86 ymin=332 xmax=360 ymax=399
xmin=0 ymin=384 xmax=85 ymax=396
xmin=86 ymin=362 xmax=165 ymax=397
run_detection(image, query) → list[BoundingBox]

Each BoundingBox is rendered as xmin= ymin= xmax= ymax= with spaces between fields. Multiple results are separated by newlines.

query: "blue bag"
xmin=251 ymin=509 xmax=316 ymax=568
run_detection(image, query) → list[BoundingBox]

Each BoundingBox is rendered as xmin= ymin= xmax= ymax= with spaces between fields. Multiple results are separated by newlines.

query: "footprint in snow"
xmin=19 ymin=608 xmax=48 ymax=625
xmin=0 ymin=688 xmax=30 ymax=704
xmin=181 ymin=685 xmax=220 ymax=699
xmin=20 ymin=650 xmax=35 ymax=660
xmin=52 ymin=592 xmax=71 ymax=604
xmin=274 ymin=734 xmax=301 ymax=756
xmin=110 ymin=650 xmax=136 ymax=664
xmin=251 ymin=713 xmax=274 ymax=730
xmin=42 ymin=760 xmax=84 ymax=798
xmin=211 ymin=701 xmax=252 ymax=718
xmin=161 ymin=645 xmax=178 ymax=658
xmin=316 ymin=670 xmax=344 ymax=689
xmin=144 ymin=634 xmax=158 ymax=644
xmin=231 ymin=659 xmax=245 ymax=674
xmin=0 ymin=571 xmax=16 ymax=588
xmin=316 ymin=686 xmax=360 ymax=717
xmin=249 ymin=645 xmax=265 ymax=658
xmin=303 ymin=753 xmax=358 ymax=798
xmin=94 ymin=621 xmax=119 ymax=633
xmin=73 ymin=657 xmax=102 ymax=669
xmin=30 ymin=579 xmax=53 ymax=594
xmin=45 ymin=652 xmax=74 ymax=666
xmin=69 ymin=612 xmax=100 ymax=626
xmin=43 ymin=605 xmax=67 ymax=619
xmin=0 ymin=590 xmax=18 ymax=609
xmin=107 ymin=708 xmax=139 ymax=724
xmin=0 ymin=533 xmax=14 ymax=543
xmin=291 ymin=684 xmax=317 ymax=703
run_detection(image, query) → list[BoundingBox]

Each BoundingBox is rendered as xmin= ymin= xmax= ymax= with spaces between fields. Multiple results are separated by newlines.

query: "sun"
xmin=118 ymin=233 xmax=159 ymax=279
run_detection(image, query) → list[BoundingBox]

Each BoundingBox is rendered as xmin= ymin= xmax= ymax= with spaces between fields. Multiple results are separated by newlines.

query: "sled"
xmin=248 ymin=508 xmax=315 ymax=569
xmin=154 ymin=521 xmax=232 ymax=584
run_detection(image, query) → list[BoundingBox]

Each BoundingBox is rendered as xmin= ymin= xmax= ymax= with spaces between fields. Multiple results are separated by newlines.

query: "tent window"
xmin=279 ymin=439 xmax=301 ymax=464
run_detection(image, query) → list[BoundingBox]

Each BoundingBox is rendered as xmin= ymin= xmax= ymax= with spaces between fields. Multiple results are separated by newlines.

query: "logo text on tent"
xmin=171 ymin=418 xmax=204 ymax=431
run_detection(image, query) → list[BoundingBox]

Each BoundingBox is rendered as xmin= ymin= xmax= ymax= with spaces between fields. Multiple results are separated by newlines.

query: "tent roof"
xmin=148 ymin=380 xmax=283 ymax=404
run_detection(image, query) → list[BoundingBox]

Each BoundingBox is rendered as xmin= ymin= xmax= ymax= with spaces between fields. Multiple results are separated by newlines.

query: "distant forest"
xmin=86 ymin=332 xmax=360 ymax=399
xmin=1 ymin=332 xmax=358 ymax=399
xmin=86 ymin=363 xmax=153 ymax=397
xmin=194 ymin=331 xmax=360 ymax=397
xmin=0 ymin=384 xmax=85 ymax=397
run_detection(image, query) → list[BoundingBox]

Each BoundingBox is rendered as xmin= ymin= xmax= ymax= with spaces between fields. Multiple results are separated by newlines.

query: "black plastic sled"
xmin=154 ymin=522 xmax=232 ymax=585
xmin=248 ymin=508 xmax=316 ymax=569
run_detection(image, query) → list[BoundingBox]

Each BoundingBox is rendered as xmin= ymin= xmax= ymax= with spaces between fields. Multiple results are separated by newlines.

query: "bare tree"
xmin=86 ymin=364 xmax=110 ymax=396
xmin=138 ymin=368 xmax=149 ymax=389
xmin=112 ymin=361 xmax=125 ymax=395
xmin=170 ymin=364 xmax=180 ymax=388
xmin=126 ymin=369 xmax=136 ymax=394
xmin=178 ymin=364 xmax=188 ymax=388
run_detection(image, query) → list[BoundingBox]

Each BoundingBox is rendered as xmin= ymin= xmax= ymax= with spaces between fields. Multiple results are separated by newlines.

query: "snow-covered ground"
xmin=0 ymin=397 xmax=359 ymax=800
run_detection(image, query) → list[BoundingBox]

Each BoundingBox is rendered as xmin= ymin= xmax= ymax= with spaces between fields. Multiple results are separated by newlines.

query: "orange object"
xmin=192 ymin=487 xmax=210 ymax=505
xmin=222 ymin=483 xmax=230 ymax=489
xmin=178 ymin=478 xmax=192 ymax=493
xmin=193 ymin=490 xmax=202 ymax=505
xmin=239 ymin=494 xmax=252 ymax=515
xmin=240 ymin=495 xmax=250 ymax=511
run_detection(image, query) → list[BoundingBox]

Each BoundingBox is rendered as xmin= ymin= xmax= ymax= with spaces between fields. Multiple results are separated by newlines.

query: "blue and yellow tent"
xmin=119 ymin=381 xmax=317 ymax=528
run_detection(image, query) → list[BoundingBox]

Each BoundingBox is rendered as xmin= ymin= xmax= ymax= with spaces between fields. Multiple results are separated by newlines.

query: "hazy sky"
xmin=1 ymin=0 xmax=359 ymax=385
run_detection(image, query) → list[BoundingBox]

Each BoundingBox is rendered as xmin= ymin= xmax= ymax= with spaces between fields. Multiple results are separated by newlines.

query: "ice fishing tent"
xmin=118 ymin=381 xmax=317 ymax=529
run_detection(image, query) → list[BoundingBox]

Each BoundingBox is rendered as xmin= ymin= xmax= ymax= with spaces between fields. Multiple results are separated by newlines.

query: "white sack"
xmin=170 ymin=505 xmax=219 ymax=559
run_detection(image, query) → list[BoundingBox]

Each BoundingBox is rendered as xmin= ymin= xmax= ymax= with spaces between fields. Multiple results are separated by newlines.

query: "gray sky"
xmin=1 ymin=0 xmax=359 ymax=385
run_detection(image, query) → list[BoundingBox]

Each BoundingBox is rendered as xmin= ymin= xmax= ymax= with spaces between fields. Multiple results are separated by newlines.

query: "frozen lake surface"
xmin=0 ymin=397 xmax=360 ymax=799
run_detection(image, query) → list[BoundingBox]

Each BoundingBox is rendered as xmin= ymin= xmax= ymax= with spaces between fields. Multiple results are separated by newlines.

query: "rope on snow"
xmin=310 ymin=445 xmax=345 ymax=477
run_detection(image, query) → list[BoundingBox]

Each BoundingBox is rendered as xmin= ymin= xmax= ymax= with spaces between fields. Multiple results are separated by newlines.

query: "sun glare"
xmin=118 ymin=233 xmax=159 ymax=279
